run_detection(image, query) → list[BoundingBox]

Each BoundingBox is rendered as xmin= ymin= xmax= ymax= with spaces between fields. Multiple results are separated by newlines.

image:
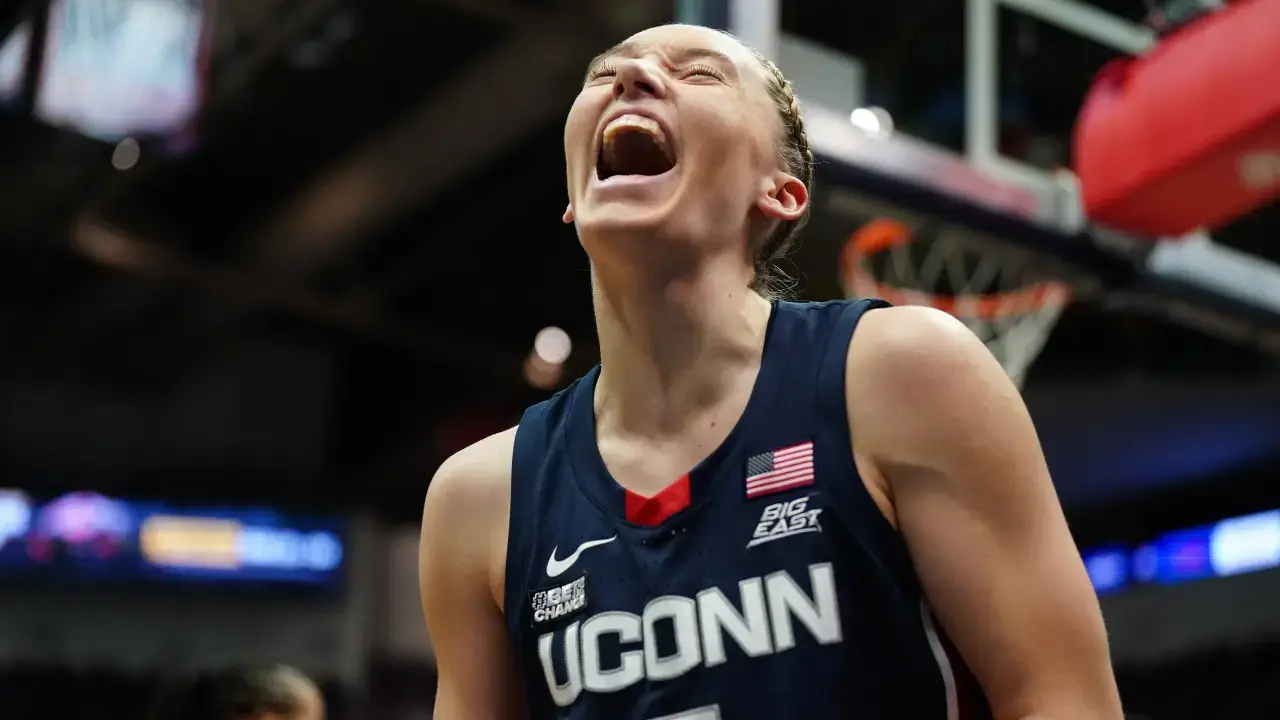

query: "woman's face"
xmin=564 ymin=25 xmax=804 ymax=263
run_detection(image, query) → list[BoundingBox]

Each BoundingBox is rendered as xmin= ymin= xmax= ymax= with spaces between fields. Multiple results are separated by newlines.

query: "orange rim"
xmin=839 ymin=218 xmax=1070 ymax=317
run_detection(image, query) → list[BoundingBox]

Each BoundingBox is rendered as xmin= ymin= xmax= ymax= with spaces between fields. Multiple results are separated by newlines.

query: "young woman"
xmin=420 ymin=23 xmax=1121 ymax=720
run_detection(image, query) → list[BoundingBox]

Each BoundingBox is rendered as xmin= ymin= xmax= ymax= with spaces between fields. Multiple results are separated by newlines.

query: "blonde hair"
xmin=739 ymin=40 xmax=814 ymax=298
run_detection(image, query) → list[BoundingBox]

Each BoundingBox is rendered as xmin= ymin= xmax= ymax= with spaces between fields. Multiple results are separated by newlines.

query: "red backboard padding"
xmin=1074 ymin=0 xmax=1280 ymax=238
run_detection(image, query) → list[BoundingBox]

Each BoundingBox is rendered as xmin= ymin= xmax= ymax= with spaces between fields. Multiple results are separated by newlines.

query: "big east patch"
xmin=748 ymin=495 xmax=823 ymax=548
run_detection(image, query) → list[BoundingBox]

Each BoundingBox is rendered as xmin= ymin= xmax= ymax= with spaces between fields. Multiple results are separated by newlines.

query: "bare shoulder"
xmin=845 ymin=310 xmax=1121 ymax=719
xmin=848 ymin=305 xmax=1012 ymax=406
xmin=420 ymin=427 xmax=529 ymax=716
xmin=421 ymin=426 xmax=518 ymax=606
xmin=850 ymin=304 xmax=994 ymax=377
xmin=426 ymin=426 xmax=518 ymax=518
xmin=845 ymin=305 xmax=1023 ymax=464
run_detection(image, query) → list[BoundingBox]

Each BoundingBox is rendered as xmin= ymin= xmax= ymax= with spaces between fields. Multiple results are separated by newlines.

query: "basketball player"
xmin=148 ymin=665 xmax=324 ymax=720
xmin=420 ymin=23 xmax=1122 ymax=720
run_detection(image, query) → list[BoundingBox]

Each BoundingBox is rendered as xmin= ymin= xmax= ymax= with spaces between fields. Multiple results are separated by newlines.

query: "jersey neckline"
xmin=565 ymin=300 xmax=791 ymax=530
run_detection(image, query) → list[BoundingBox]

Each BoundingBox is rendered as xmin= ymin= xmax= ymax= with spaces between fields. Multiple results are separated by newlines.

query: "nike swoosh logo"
xmin=546 ymin=535 xmax=618 ymax=578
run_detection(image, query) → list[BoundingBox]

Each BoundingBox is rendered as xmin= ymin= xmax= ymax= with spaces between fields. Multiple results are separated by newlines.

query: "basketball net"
xmin=839 ymin=218 xmax=1071 ymax=389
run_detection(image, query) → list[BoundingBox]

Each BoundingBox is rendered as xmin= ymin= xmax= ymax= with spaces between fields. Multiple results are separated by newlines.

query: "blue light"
xmin=1084 ymin=507 xmax=1280 ymax=594
xmin=0 ymin=492 xmax=345 ymax=589
xmin=1083 ymin=548 xmax=1129 ymax=594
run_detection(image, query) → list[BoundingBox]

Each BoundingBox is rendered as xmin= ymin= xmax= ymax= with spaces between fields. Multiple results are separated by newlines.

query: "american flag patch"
xmin=745 ymin=441 xmax=815 ymax=499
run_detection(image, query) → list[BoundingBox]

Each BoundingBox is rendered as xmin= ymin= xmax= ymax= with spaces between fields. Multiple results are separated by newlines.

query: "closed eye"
xmin=682 ymin=64 xmax=725 ymax=81
xmin=586 ymin=62 xmax=618 ymax=82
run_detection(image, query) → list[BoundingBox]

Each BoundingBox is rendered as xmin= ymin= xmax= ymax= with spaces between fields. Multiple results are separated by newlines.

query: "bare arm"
xmin=849 ymin=307 xmax=1122 ymax=720
xmin=419 ymin=428 xmax=526 ymax=719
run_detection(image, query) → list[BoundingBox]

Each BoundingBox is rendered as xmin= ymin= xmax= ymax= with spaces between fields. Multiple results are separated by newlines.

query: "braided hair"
xmin=739 ymin=41 xmax=815 ymax=299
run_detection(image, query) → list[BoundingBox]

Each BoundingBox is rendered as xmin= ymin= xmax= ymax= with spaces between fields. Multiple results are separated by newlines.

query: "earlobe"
xmin=759 ymin=175 xmax=808 ymax=223
xmin=563 ymin=203 xmax=574 ymax=224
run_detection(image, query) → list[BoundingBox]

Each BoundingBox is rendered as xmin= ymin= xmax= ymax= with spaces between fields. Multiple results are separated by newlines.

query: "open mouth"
xmin=596 ymin=114 xmax=677 ymax=181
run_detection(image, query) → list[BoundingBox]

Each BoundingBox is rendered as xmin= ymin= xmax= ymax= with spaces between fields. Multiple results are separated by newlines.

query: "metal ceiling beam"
xmin=60 ymin=219 xmax=518 ymax=374
xmin=246 ymin=0 xmax=669 ymax=275
xmin=215 ymin=0 xmax=343 ymax=98
xmin=32 ymin=0 xmax=665 ymax=394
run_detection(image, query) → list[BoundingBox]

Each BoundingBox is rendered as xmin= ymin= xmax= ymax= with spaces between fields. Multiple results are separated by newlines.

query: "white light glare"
xmin=533 ymin=326 xmax=572 ymax=365
xmin=112 ymin=138 xmax=140 ymax=170
xmin=849 ymin=107 xmax=894 ymax=137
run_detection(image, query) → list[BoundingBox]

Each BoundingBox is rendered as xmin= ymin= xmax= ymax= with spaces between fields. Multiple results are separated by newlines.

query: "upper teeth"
xmin=602 ymin=114 xmax=669 ymax=152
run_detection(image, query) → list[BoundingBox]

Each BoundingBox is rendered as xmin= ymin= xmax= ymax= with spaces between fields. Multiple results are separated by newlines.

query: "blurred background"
xmin=0 ymin=0 xmax=1278 ymax=718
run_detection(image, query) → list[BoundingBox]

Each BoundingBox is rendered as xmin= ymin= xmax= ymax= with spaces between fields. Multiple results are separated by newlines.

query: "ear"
xmin=756 ymin=173 xmax=808 ymax=223
xmin=562 ymin=203 xmax=575 ymax=224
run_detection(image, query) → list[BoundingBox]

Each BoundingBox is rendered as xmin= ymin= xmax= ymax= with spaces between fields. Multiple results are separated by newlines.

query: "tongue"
xmin=601 ymin=129 xmax=675 ymax=179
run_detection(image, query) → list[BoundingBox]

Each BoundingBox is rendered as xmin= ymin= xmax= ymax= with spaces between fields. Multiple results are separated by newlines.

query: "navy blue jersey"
xmin=505 ymin=299 xmax=993 ymax=720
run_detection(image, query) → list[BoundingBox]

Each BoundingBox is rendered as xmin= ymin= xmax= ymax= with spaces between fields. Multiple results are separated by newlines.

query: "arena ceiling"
xmin=0 ymin=0 xmax=1275 ymax=522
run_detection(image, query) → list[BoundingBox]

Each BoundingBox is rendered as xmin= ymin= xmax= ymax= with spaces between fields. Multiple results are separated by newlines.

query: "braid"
xmin=743 ymin=49 xmax=815 ymax=298
xmin=773 ymin=69 xmax=814 ymax=190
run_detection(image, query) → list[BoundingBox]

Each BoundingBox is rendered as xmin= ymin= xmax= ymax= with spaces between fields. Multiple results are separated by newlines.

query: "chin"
xmin=578 ymin=206 xmax=673 ymax=235
xmin=574 ymin=188 xmax=687 ymax=240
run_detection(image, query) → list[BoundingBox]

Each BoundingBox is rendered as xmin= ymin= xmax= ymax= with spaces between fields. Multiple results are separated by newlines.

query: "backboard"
xmin=683 ymin=0 xmax=1280 ymax=378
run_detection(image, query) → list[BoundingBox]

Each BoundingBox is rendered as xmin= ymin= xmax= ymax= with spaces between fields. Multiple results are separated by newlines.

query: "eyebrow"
xmin=585 ymin=41 xmax=738 ymax=80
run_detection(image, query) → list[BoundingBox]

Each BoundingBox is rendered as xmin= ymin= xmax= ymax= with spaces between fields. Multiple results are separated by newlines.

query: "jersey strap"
xmin=812 ymin=299 xmax=918 ymax=589
xmin=505 ymin=390 xmax=571 ymax=637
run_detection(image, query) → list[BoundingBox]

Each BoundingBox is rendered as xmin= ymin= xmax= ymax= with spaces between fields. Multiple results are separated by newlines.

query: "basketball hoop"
xmin=839 ymin=218 xmax=1071 ymax=389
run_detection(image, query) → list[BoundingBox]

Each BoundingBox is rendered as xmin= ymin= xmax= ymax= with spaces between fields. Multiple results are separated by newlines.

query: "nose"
xmin=611 ymin=58 xmax=667 ymax=100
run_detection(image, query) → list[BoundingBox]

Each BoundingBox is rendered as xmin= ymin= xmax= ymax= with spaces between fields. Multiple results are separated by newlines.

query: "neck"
xmin=591 ymin=254 xmax=773 ymax=437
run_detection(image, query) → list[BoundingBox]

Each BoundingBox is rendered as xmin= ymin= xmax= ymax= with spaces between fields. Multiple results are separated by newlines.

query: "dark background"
xmin=0 ymin=0 xmax=1276 ymax=544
